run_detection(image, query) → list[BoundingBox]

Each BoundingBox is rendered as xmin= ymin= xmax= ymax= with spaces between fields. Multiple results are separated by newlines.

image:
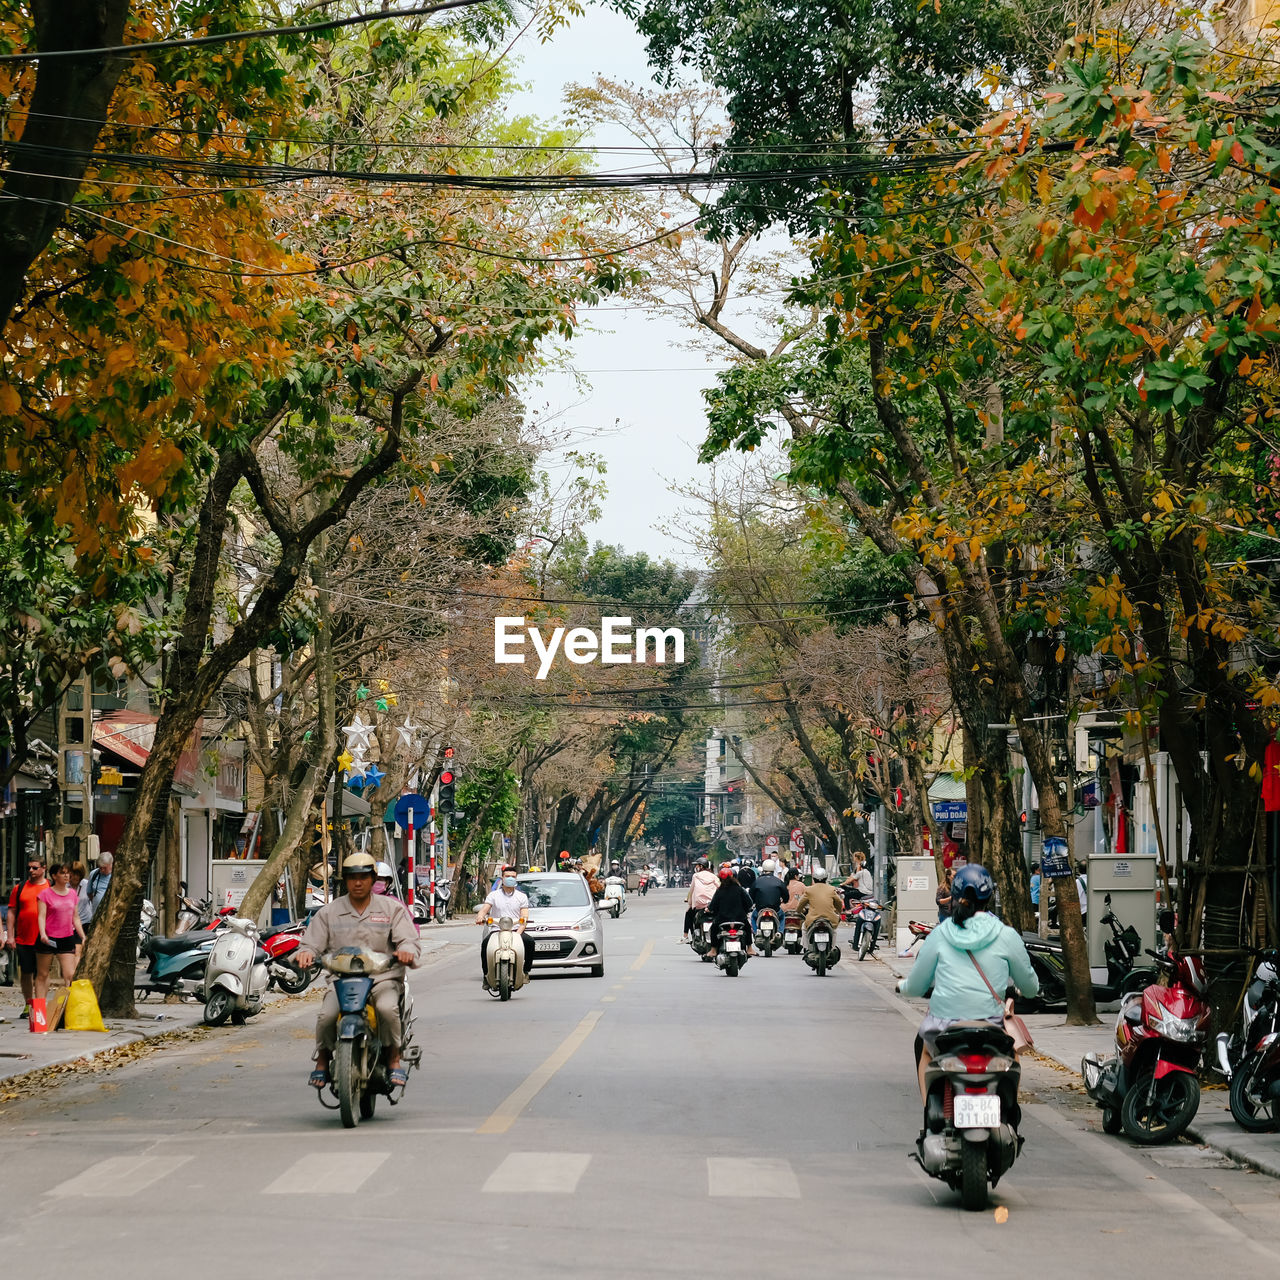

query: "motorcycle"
xmin=262 ymin=920 xmax=319 ymax=994
xmin=755 ymin=908 xmax=781 ymax=957
xmin=850 ymin=899 xmax=885 ymax=960
xmin=783 ymin=912 xmax=803 ymax=955
xmin=1082 ymin=943 xmax=1210 ymax=1144
xmin=484 ymin=915 xmax=529 ymax=1001
xmin=202 ymin=916 xmax=270 ymax=1026
xmin=136 ymin=926 xmax=221 ymax=1001
xmin=315 ymin=946 xmax=420 ymax=1128
xmin=915 ymin=1022 xmax=1023 ymax=1212
xmin=603 ymin=877 xmax=626 ymax=918
xmin=1215 ymin=949 xmax=1280 ymax=1132
xmin=715 ymin=920 xmax=749 ymax=977
xmin=690 ymin=910 xmax=716 ymax=962
xmin=905 ymin=919 xmax=935 ymax=954
xmin=1022 ymin=895 xmax=1155 ymax=1010
xmin=804 ymin=919 xmax=841 ymax=976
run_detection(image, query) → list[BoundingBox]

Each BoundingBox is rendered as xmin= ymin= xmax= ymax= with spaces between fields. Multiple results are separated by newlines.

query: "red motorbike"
xmin=261 ymin=920 xmax=319 ymax=994
xmin=1082 ymin=943 xmax=1210 ymax=1144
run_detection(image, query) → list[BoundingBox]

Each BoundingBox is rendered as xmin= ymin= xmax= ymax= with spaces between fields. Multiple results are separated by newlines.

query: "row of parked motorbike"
xmin=687 ymin=893 xmax=886 ymax=977
xmin=136 ymin=895 xmax=320 ymax=1026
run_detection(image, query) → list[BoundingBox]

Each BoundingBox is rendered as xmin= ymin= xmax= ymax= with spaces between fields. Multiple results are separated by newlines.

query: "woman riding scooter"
xmin=897 ymin=864 xmax=1039 ymax=1101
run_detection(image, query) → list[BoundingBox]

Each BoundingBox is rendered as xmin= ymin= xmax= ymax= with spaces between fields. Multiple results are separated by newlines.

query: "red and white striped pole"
xmin=406 ymin=813 xmax=415 ymax=916
xmin=428 ymin=817 xmax=437 ymax=923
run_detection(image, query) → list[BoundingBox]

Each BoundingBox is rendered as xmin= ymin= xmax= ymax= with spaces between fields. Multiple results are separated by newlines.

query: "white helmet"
xmin=761 ymin=858 xmax=777 ymax=874
xmin=374 ymin=861 xmax=394 ymax=880
xmin=811 ymin=865 xmax=829 ymax=881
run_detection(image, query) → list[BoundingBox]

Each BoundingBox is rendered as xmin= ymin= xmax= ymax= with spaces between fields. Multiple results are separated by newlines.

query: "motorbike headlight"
xmin=1156 ymin=1009 xmax=1201 ymax=1042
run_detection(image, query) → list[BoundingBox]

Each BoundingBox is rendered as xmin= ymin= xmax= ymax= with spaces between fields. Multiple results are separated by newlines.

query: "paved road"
xmin=3 ymin=894 xmax=1280 ymax=1277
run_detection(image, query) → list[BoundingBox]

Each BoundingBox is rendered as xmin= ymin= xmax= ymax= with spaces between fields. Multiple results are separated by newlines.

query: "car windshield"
xmin=518 ymin=876 xmax=591 ymax=909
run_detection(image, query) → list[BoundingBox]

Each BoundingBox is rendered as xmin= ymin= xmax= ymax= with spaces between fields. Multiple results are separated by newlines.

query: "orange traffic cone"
xmin=29 ymin=997 xmax=48 ymax=1033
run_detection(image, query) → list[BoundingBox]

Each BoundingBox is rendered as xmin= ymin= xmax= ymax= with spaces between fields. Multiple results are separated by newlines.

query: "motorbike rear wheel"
xmin=334 ymin=1039 xmax=363 ymax=1129
xmin=1229 ymin=1065 xmax=1280 ymax=1132
xmin=273 ymin=961 xmax=312 ymax=995
xmin=203 ymin=987 xmax=234 ymax=1027
xmin=815 ymin=951 xmax=827 ymax=977
xmin=498 ymin=958 xmax=513 ymax=1002
xmin=960 ymin=1140 xmax=989 ymax=1211
xmin=859 ymin=930 xmax=874 ymax=961
xmin=1121 ymin=1069 xmax=1200 ymax=1144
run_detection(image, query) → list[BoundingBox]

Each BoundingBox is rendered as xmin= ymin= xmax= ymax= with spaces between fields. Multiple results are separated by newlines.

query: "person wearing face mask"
xmin=372 ymin=861 xmax=395 ymax=896
xmin=475 ymin=865 xmax=535 ymax=990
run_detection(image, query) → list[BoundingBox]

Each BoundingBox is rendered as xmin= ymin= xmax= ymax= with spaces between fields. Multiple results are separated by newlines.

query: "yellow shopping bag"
xmin=64 ymin=979 xmax=107 ymax=1032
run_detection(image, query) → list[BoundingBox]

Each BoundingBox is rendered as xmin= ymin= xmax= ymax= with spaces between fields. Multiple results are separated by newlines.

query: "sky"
xmin=506 ymin=7 xmax=729 ymax=565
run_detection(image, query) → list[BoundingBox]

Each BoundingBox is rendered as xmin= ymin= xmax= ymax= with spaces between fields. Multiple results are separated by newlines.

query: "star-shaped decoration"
xmin=342 ymin=714 xmax=376 ymax=753
xmin=356 ymin=685 xmax=370 ymax=701
xmin=375 ymin=698 xmax=389 ymax=711
xmin=363 ymin=763 xmax=386 ymax=789
xmin=337 ymin=749 xmax=354 ymax=773
xmin=396 ymin=716 xmax=422 ymax=751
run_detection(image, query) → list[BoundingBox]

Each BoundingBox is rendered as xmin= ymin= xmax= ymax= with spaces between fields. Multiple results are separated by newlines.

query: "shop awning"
xmin=93 ymin=711 xmax=201 ymax=794
xmin=927 ymin=774 xmax=967 ymax=802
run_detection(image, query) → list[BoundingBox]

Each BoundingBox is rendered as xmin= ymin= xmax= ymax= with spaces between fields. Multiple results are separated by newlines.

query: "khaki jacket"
xmin=795 ymin=883 xmax=844 ymax=929
xmin=302 ymin=894 xmax=420 ymax=985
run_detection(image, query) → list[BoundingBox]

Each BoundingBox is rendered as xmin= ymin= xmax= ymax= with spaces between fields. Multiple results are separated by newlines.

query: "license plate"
xmin=786 ymin=930 xmax=798 ymax=939
xmin=953 ymin=1094 xmax=1001 ymax=1128
xmin=725 ymin=940 xmax=741 ymax=952
xmin=815 ymin=935 xmax=830 ymax=948
xmin=535 ymin=940 xmax=561 ymax=952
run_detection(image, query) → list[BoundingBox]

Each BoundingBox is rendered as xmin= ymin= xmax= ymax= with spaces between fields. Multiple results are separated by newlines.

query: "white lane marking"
xmin=1025 ymin=1104 xmax=1280 ymax=1263
xmin=50 ymin=1155 xmax=193 ymax=1197
xmin=483 ymin=1153 xmax=592 ymax=1194
xmin=707 ymin=1157 xmax=800 ymax=1199
xmin=264 ymin=1152 xmax=389 ymax=1195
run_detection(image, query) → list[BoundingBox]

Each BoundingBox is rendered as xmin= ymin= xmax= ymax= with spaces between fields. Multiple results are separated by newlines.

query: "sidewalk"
xmin=0 ymin=932 xmax=465 ymax=1088
xmin=874 ymin=946 xmax=1280 ymax=1180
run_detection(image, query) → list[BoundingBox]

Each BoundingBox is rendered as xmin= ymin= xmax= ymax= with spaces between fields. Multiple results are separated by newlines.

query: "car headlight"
xmin=1156 ymin=1010 xmax=1201 ymax=1042
xmin=574 ymin=916 xmax=595 ymax=931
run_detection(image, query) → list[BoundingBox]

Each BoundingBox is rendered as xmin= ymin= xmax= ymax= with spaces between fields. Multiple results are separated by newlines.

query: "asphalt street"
xmin=3 ymin=893 xmax=1280 ymax=1278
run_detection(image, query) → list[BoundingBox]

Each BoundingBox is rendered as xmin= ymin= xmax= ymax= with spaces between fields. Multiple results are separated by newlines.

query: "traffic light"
xmin=438 ymin=758 xmax=456 ymax=814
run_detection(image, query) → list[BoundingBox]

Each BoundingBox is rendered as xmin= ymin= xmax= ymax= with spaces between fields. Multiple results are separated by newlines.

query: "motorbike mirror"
xmin=1158 ymin=909 xmax=1176 ymax=933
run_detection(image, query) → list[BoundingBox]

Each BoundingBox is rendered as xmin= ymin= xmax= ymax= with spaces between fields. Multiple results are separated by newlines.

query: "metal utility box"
xmin=1086 ymin=853 xmax=1157 ymax=969
xmin=894 ymin=856 xmax=938 ymax=954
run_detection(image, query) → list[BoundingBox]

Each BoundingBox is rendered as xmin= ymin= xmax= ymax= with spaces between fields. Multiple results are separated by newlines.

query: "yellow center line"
xmin=631 ymin=938 xmax=655 ymax=971
xmin=476 ymin=1010 xmax=603 ymax=1135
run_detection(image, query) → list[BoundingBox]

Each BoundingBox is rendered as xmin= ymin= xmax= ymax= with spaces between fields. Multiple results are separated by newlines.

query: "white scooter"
xmin=484 ymin=915 xmax=529 ymax=1002
xmin=202 ymin=916 xmax=269 ymax=1026
xmin=603 ymin=876 xmax=627 ymax=918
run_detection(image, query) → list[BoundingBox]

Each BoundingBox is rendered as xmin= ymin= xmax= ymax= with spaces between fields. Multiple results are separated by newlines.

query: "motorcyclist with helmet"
xmin=791 ymin=865 xmax=845 ymax=961
xmin=475 ymin=865 xmax=535 ymax=992
xmin=708 ymin=865 xmax=756 ymax=956
xmin=749 ymin=857 xmax=787 ymax=929
xmin=296 ymin=851 xmax=421 ymax=1090
xmin=897 ymin=863 xmax=1038 ymax=1102
xmin=683 ymin=857 xmax=718 ymax=942
xmin=372 ymin=861 xmax=396 ymax=896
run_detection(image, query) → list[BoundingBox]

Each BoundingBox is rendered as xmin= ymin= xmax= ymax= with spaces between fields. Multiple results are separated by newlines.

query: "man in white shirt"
xmin=475 ymin=866 xmax=534 ymax=987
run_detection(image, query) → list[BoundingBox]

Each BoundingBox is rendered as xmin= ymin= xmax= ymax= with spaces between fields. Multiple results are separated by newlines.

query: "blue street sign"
xmin=932 ymin=801 xmax=968 ymax=822
xmin=394 ymin=792 xmax=431 ymax=828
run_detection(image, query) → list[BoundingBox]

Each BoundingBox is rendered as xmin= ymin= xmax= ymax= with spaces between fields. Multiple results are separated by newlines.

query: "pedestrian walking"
xmin=78 ymin=852 xmax=113 ymax=930
xmin=1029 ymin=861 xmax=1041 ymax=910
xmin=37 ymin=862 xmax=86 ymax=1000
xmin=6 ymin=859 xmax=49 ymax=1017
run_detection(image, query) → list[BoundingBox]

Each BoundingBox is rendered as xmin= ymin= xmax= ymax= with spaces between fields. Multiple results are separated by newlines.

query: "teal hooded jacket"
xmin=900 ymin=911 xmax=1039 ymax=1020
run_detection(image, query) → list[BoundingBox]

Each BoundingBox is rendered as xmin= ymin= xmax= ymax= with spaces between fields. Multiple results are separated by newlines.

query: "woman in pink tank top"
xmin=36 ymin=862 xmax=87 ymax=1000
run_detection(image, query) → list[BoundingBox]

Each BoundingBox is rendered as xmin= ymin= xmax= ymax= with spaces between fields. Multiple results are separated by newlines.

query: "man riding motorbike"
xmin=896 ymin=864 xmax=1039 ymax=1102
xmin=475 ymin=865 xmax=535 ymax=991
xmin=683 ymin=857 xmax=718 ymax=942
xmin=708 ymin=866 xmax=756 ymax=955
xmin=750 ymin=858 xmax=787 ymax=928
xmin=791 ymin=865 xmax=844 ymax=957
xmin=296 ymin=851 xmax=420 ymax=1090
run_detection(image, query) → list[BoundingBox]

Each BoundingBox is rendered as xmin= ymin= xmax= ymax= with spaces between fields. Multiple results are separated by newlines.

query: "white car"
xmin=517 ymin=872 xmax=607 ymax=977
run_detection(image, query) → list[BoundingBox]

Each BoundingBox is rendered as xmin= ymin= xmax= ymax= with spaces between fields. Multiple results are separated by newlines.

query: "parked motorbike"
xmin=1215 ymin=949 xmax=1280 ymax=1132
xmin=137 ymin=898 xmax=158 ymax=960
xmin=803 ymin=920 xmax=841 ymax=976
xmin=484 ymin=915 xmax=529 ymax=1001
xmin=915 ymin=1023 xmax=1023 ymax=1211
xmin=690 ymin=910 xmax=716 ymax=962
xmin=1023 ymin=894 xmax=1155 ymax=1009
xmin=715 ymin=920 xmax=749 ymax=977
xmin=755 ymin=908 xmax=781 ymax=957
xmin=314 ymin=946 xmax=420 ymax=1128
xmin=783 ymin=912 xmax=803 ymax=955
xmin=905 ymin=919 xmax=935 ymax=954
xmin=850 ymin=899 xmax=885 ymax=960
xmin=262 ymin=920 xmax=318 ymax=994
xmin=202 ymin=916 xmax=270 ymax=1026
xmin=1082 ymin=943 xmax=1210 ymax=1144
xmin=136 ymin=927 xmax=220 ymax=1001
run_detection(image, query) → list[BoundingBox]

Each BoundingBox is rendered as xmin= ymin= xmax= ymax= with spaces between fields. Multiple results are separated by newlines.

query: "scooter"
xmin=262 ymin=920 xmax=318 ymax=994
xmin=603 ymin=877 xmax=626 ymax=918
xmin=135 ymin=926 xmax=221 ymax=1001
xmin=783 ymin=912 xmax=803 ymax=955
xmin=851 ymin=899 xmax=885 ymax=960
xmin=484 ymin=915 xmax=529 ymax=1001
xmin=314 ymin=945 xmax=420 ymax=1129
xmin=1215 ymin=949 xmax=1280 ymax=1132
xmin=1082 ymin=941 xmax=1210 ymax=1144
xmin=202 ymin=916 xmax=270 ymax=1026
xmin=755 ymin=908 xmax=781 ymax=956
xmin=915 ymin=1022 xmax=1023 ymax=1211
xmin=715 ymin=920 xmax=749 ymax=977
xmin=803 ymin=920 xmax=841 ymax=976
xmin=690 ymin=910 xmax=716 ymax=962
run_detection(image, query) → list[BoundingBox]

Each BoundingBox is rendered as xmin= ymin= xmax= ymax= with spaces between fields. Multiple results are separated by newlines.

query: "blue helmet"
xmin=951 ymin=863 xmax=994 ymax=903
